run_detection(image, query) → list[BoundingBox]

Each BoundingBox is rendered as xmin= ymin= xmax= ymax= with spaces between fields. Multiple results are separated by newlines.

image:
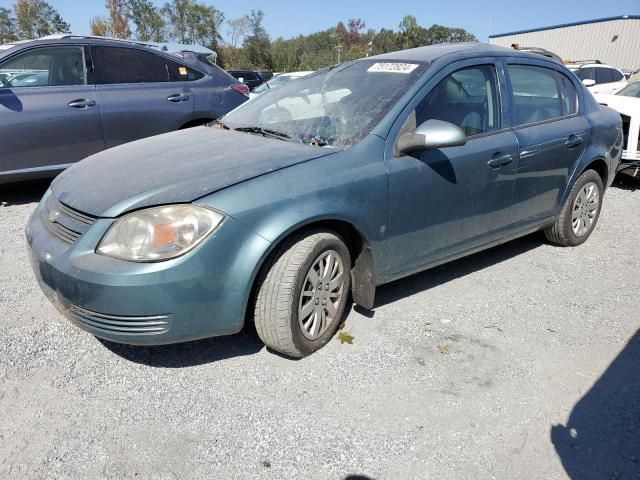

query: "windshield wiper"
xmin=234 ymin=126 xmax=292 ymax=141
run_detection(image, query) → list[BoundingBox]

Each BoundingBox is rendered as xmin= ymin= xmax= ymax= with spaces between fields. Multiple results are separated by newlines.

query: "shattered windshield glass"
xmin=221 ymin=59 xmax=429 ymax=148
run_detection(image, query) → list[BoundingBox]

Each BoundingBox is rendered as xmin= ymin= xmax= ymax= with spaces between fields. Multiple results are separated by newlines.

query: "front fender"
xmin=198 ymin=135 xmax=389 ymax=308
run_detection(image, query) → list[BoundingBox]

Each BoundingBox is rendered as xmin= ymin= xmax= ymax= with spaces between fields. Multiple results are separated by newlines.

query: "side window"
xmin=610 ymin=69 xmax=624 ymax=83
xmin=595 ymin=68 xmax=613 ymax=85
xmin=94 ymin=46 xmax=169 ymax=84
xmin=556 ymin=73 xmax=578 ymax=116
xmin=577 ymin=68 xmax=595 ymax=81
xmin=0 ymin=46 xmax=87 ymax=87
xmin=415 ymin=64 xmax=500 ymax=137
xmin=166 ymin=59 xmax=204 ymax=82
xmin=508 ymin=65 xmax=569 ymax=126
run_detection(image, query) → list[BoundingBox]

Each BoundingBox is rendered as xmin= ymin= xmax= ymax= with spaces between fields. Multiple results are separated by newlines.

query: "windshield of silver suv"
xmin=222 ymin=60 xmax=428 ymax=148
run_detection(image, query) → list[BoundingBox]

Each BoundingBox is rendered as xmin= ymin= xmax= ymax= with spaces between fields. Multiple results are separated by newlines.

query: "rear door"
xmin=594 ymin=67 xmax=627 ymax=95
xmin=92 ymin=45 xmax=195 ymax=148
xmin=505 ymin=62 xmax=589 ymax=227
xmin=0 ymin=44 xmax=104 ymax=174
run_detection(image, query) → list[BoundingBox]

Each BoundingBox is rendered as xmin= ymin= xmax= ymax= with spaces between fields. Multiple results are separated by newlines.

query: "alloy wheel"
xmin=572 ymin=181 xmax=600 ymax=237
xmin=298 ymin=250 xmax=346 ymax=340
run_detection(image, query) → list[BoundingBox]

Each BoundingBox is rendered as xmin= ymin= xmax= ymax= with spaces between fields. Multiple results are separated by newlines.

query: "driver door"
xmin=385 ymin=60 xmax=519 ymax=277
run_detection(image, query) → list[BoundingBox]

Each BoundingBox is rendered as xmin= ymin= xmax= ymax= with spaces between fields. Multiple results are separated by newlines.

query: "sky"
xmin=1 ymin=0 xmax=638 ymax=43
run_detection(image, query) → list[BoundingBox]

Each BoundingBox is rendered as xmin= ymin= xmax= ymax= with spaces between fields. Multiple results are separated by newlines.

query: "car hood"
xmin=594 ymin=94 xmax=640 ymax=116
xmin=51 ymin=127 xmax=337 ymax=218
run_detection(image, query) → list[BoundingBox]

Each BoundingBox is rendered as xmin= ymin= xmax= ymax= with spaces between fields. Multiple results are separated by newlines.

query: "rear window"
xmin=610 ymin=69 xmax=624 ymax=82
xmin=166 ymin=59 xmax=204 ymax=82
xmin=595 ymin=68 xmax=613 ymax=84
xmin=508 ymin=65 xmax=576 ymax=127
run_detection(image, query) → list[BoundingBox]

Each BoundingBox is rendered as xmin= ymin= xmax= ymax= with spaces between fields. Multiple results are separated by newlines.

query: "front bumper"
xmin=26 ymin=192 xmax=271 ymax=345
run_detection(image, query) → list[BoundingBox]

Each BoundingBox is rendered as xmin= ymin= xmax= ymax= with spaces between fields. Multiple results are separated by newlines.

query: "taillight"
xmin=230 ymin=83 xmax=249 ymax=97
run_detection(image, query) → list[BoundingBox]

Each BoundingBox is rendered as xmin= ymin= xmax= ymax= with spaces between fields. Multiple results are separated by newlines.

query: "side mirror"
xmin=583 ymin=79 xmax=596 ymax=87
xmin=397 ymin=119 xmax=467 ymax=155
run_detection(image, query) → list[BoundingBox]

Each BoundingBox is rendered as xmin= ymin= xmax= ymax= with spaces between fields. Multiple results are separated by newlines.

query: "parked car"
xmin=249 ymin=71 xmax=314 ymax=99
xmin=0 ymin=35 xmax=248 ymax=184
xmin=595 ymin=82 xmax=640 ymax=177
xmin=567 ymin=62 xmax=627 ymax=95
xmin=227 ymin=70 xmax=272 ymax=91
xmin=27 ymin=43 xmax=622 ymax=357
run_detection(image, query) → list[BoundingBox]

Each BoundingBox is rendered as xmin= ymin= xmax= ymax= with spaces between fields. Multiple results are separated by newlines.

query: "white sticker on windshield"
xmin=0 ymin=45 xmax=14 ymax=50
xmin=367 ymin=62 xmax=419 ymax=74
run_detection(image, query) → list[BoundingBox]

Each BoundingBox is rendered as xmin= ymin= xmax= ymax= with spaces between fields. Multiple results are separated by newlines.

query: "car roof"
xmin=567 ymin=63 xmax=622 ymax=71
xmin=0 ymin=34 xmax=206 ymax=70
xmin=367 ymin=42 xmax=524 ymax=63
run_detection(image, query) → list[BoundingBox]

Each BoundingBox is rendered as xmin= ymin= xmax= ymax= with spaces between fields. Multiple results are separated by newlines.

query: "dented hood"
xmin=51 ymin=127 xmax=337 ymax=217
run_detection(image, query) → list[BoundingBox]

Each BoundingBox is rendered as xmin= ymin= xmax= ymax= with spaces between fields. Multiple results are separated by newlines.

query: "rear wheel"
xmin=254 ymin=231 xmax=351 ymax=357
xmin=544 ymin=169 xmax=604 ymax=246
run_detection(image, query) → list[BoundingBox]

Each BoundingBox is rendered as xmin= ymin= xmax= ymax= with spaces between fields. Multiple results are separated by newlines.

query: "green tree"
xmin=0 ymin=7 xmax=18 ymax=43
xmin=223 ymin=15 xmax=250 ymax=67
xmin=372 ymin=28 xmax=401 ymax=55
xmin=90 ymin=16 xmax=109 ymax=36
xmin=243 ymin=9 xmax=271 ymax=69
xmin=14 ymin=0 xmax=70 ymax=39
xmin=89 ymin=0 xmax=129 ymax=39
xmin=425 ymin=24 xmax=476 ymax=44
xmin=189 ymin=2 xmax=224 ymax=49
xmin=162 ymin=0 xmax=223 ymax=47
xmin=107 ymin=0 xmax=130 ymax=38
xmin=162 ymin=0 xmax=192 ymax=43
xmin=398 ymin=15 xmax=421 ymax=49
xmin=129 ymin=0 xmax=165 ymax=41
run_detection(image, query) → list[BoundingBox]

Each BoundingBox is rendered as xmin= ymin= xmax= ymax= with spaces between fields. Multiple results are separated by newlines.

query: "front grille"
xmin=71 ymin=306 xmax=170 ymax=336
xmin=621 ymin=114 xmax=631 ymax=151
xmin=46 ymin=220 xmax=82 ymax=243
xmin=42 ymin=196 xmax=97 ymax=245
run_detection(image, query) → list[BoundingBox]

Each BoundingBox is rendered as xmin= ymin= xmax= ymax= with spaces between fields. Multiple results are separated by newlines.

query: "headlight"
xmin=97 ymin=205 xmax=224 ymax=262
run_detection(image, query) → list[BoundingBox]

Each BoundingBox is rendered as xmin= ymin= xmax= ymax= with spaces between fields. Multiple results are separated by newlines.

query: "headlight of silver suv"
xmin=97 ymin=205 xmax=224 ymax=262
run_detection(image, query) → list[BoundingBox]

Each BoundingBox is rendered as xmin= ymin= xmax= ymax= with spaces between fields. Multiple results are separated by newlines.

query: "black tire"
xmin=253 ymin=230 xmax=351 ymax=357
xmin=544 ymin=169 xmax=604 ymax=247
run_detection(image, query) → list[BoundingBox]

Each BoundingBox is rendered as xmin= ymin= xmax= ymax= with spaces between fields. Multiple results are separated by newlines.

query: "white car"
xmin=249 ymin=71 xmax=314 ymax=99
xmin=595 ymin=82 xmax=640 ymax=177
xmin=568 ymin=62 xmax=627 ymax=95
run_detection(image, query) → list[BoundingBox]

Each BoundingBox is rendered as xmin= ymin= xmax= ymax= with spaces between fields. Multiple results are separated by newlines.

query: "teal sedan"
xmin=27 ymin=43 xmax=622 ymax=357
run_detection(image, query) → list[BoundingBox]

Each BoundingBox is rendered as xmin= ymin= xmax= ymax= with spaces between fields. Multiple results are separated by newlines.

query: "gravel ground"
xmin=0 ymin=177 xmax=638 ymax=480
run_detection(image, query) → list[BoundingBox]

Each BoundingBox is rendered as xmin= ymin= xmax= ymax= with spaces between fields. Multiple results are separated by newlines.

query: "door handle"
xmin=68 ymin=99 xmax=96 ymax=109
xmin=167 ymin=93 xmax=189 ymax=102
xmin=487 ymin=153 xmax=513 ymax=169
xmin=565 ymin=134 xmax=584 ymax=149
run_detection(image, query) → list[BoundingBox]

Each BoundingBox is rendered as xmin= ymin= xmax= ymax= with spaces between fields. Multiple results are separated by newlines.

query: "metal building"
xmin=489 ymin=15 xmax=640 ymax=70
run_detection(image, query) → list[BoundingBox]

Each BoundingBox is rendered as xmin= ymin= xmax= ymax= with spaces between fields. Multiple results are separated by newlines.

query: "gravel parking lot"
xmin=1 ymin=177 xmax=638 ymax=480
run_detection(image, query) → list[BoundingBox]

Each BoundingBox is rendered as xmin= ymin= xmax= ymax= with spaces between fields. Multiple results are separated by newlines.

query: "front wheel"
xmin=253 ymin=230 xmax=351 ymax=357
xmin=544 ymin=169 xmax=604 ymax=246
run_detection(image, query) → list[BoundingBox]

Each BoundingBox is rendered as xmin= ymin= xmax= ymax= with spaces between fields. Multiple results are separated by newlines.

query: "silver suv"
xmin=0 ymin=35 xmax=248 ymax=184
